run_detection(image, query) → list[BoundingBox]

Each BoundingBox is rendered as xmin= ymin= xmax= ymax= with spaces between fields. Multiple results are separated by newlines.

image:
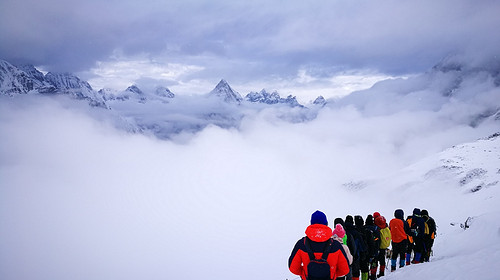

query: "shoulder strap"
xmin=304 ymin=237 xmax=317 ymax=261
xmin=304 ymin=237 xmax=332 ymax=260
xmin=320 ymin=240 xmax=333 ymax=260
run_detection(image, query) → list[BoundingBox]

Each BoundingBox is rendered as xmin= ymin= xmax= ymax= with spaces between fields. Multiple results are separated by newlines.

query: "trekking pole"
xmin=386 ymin=249 xmax=392 ymax=271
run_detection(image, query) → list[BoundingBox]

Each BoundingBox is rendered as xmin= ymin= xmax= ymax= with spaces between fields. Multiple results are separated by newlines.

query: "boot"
xmin=377 ymin=265 xmax=385 ymax=277
xmin=391 ymin=266 xmax=396 ymax=272
xmin=352 ymin=277 xmax=360 ymax=280
xmin=405 ymin=253 xmax=411 ymax=265
xmin=361 ymin=272 xmax=369 ymax=280
xmin=399 ymin=259 xmax=405 ymax=268
xmin=412 ymin=253 xmax=421 ymax=264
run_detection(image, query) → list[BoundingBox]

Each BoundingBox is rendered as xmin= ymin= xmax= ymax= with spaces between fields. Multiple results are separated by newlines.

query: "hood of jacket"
xmin=305 ymin=224 xmax=333 ymax=242
xmin=375 ymin=216 xmax=387 ymax=229
xmin=354 ymin=215 xmax=364 ymax=228
xmin=395 ymin=209 xmax=404 ymax=220
xmin=365 ymin=215 xmax=374 ymax=226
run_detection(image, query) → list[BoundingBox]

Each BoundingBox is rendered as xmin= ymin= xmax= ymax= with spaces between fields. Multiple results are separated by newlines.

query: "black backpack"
xmin=304 ymin=238 xmax=333 ymax=280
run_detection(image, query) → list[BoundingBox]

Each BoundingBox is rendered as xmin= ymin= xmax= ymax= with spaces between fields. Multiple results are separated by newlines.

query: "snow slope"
xmin=368 ymin=134 xmax=500 ymax=280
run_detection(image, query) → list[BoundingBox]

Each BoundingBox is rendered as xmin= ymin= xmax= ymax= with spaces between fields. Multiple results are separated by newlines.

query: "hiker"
xmin=374 ymin=213 xmax=391 ymax=277
xmin=335 ymin=218 xmax=357 ymax=280
xmin=406 ymin=208 xmax=426 ymax=264
xmin=288 ymin=210 xmax=350 ymax=280
xmin=355 ymin=215 xmax=373 ymax=280
xmin=364 ymin=215 xmax=381 ymax=280
xmin=344 ymin=215 xmax=366 ymax=280
xmin=420 ymin=209 xmax=436 ymax=262
xmin=389 ymin=209 xmax=410 ymax=271
xmin=332 ymin=224 xmax=353 ymax=280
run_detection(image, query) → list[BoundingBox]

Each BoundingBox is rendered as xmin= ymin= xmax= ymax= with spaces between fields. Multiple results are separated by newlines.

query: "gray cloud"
xmin=1 ymin=0 xmax=500 ymax=92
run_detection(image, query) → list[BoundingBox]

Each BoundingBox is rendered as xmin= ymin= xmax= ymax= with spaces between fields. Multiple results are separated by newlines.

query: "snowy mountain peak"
xmin=312 ymin=96 xmax=327 ymax=106
xmin=17 ymin=64 xmax=46 ymax=83
xmin=125 ymin=85 xmax=144 ymax=95
xmin=245 ymin=89 xmax=303 ymax=107
xmin=155 ymin=86 xmax=175 ymax=98
xmin=0 ymin=60 xmax=37 ymax=95
xmin=246 ymin=89 xmax=281 ymax=104
xmin=0 ymin=59 xmax=106 ymax=107
xmin=45 ymin=72 xmax=93 ymax=91
xmin=432 ymin=56 xmax=464 ymax=73
xmin=208 ymin=79 xmax=243 ymax=104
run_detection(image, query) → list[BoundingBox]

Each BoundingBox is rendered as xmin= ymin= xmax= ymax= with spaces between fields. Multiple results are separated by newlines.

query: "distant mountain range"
xmin=0 ymin=59 xmax=308 ymax=108
xmin=1 ymin=56 xmax=499 ymax=139
xmin=0 ymin=60 xmax=107 ymax=108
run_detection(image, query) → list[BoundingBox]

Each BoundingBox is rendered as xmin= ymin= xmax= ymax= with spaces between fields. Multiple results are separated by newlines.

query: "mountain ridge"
xmin=0 ymin=60 xmax=306 ymax=108
xmin=1 ymin=57 xmax=499 ymax=140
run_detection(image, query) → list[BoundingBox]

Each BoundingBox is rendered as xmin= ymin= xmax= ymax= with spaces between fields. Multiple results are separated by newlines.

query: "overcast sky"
xmin=1 ymin=0 xmax=500 ymax=100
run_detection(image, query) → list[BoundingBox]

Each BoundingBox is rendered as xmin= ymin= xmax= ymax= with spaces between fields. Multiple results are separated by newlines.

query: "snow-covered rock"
xmin=17 ymin=64 xmax=49 ymax=89
xmin=312 ymin=96 xmax=327 ymax=106
xmin=125 ymin=85 xmax=147 ymax=103
xmin=245 ymin=89 xmax=303 ymax=107
xmin=43 ymin=72 xmax=106 ymax=107
xmin=0 ymin=59 xmax=106 ymax=107
xmin=103 ymin=85 xmax=175 ymax=104
xmin=0 ymin=60 xmax=38 ymax=95
xmin=246 ymin=89 xmax=281 ymax=104
xmin=154 ymin=86 xmax=175 ymax=99
xmin=45 ymin=72 xmax=93 ymax=92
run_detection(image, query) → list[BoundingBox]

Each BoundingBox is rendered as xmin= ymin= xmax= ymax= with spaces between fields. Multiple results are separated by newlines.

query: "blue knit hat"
xmin=311 ymin=210 xmax=328 ymax=226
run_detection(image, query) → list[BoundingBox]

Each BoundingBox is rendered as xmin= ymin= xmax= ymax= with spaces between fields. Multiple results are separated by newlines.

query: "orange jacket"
xmin=389 ymin=218 xmax=407 ymax=243
xmin=288 ymin=224 xmax=350 ymax=280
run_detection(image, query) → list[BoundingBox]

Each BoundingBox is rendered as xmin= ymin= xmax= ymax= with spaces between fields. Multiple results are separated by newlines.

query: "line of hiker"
xmin=288 ymin=208 xmax=437 ymax=280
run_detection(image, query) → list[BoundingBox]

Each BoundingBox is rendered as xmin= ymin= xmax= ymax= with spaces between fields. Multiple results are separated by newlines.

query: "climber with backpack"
xmin=354 ymin=215 xmax=374 ymax=280
xmin=332 ymin=224 xmax=354 ymax=280
xmin=334 ymin=217 xmax=357 ymax=280
xmin=344 ymin=215 xmax=366 ymax=280
xmin=420 ymin=209 xmax=436 ymax=262
xmin=363 ymin=215 xmax=381 ymax=280
xmin=406 ymin=208 xmax=426 ymax=264
xmin=289 ymin=210 xmax=350 ymax=280
xmin=374 ymin=212 xmax=391 ymax=278
xmin=389 ymin=209 xmax=410 ymax=272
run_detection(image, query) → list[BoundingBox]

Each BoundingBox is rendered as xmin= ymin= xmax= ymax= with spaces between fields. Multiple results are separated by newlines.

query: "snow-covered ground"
xmin=0 ymin=93 xmax=499 ymax=280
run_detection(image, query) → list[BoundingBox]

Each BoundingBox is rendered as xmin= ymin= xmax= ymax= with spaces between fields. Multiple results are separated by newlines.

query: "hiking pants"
xmin=423 ymin=236 xmax=434 ymax=262
xmin=413 ymin=237 xmax=425 ymax=254
xmin=391 ymin=240 xmax=407 ymax=264
xmin=377 ymin=248 xmax=386 ymax=267
xmin=351 ymin=258 xmax=361 ymax=278
xmin=360 ymin=255 xmax=369 ymax=273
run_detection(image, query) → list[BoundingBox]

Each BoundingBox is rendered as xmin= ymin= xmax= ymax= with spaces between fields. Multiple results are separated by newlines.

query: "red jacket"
xmin=288 ymin=224 xmax=350 ymax=280
xmin=389 ymin=218 xmax=407 ymax=243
